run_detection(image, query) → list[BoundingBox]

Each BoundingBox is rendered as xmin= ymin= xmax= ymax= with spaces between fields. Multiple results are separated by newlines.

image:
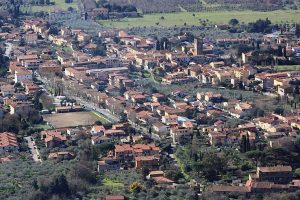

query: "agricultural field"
xmin=275 ymin=65 xmax=300 ymax=71
xmin=99 ymin=10 xmax=300 ymax=28
xmin=43 ymin=111 xmax=109 ymax=128
xmin=31 ymin=0 xmax=77 ymax=12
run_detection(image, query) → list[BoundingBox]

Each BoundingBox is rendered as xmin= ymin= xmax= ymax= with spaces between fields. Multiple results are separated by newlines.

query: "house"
xmin=114 ymin=144 xmax=160 ymax=162
xmin=41 ymin=130 xmax=67 ymax=148
xmin=98 ymin=158 xmax=120 ymax=172
xmin=152 ymin=122 xmax=169 ymax=135
xmin=152 ymin=93 xmax=165 ymax=103
xmin=1 ymin=84 xmax=14 ymax=96
xmin=9 ymin=102 xmax=31 ymax=115
xmin=91 ymin=136 xmax=113 ymax=145
xmin=55 ymin=106 xmax=83 ymax=113
xmin=135 ymin=156 xmax=160 ymax=169
xmin=162 ymin=115 xmax=178 ymax=125
xmin=197 ymin=92 xmax=223 ymax=103
xmin=0 ymin=132 xmax=19 ymax=154
xmin=255 ymin=165 xmax=293 ymax=184
xmin=48 ymin=152 xmax=75 ymax=160
xmin=104 ymin=129 xmax=128 ymax=140
xmin=39 ymin=62 xmax=61 ymax=75
xmin=147 ymin=170 xmax=165 ymax=179
xmin=14 ymin=69 xmax=32 ymax=83
xmin=170 ymin=121 xmax=194 ymax=144
xmin=235 ymin=102 xmax=253 ymax=112
xmin=90 ymin=125 xmax=105 ymax=136
xmin=77 ymin=32 xmax=91 ymax=42
xmin=105 ymin=195 xmax=125 ymax=200
xmin=153 ymin=176 xmax=174 ymax=185
xmin=208 ymin=132 xmax=227 ymax=146
xmin=210 ymin=61 xmax=225 ymax=68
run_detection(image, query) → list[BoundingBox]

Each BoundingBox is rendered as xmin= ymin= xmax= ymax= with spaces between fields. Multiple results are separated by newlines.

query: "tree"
xmin=141 ymin=168 xmax=150 ymax=180
xmin=229 ymin=18 xmax=239 ymax=26
xmin=129 ymin=182 xmax=142 ymax=193
xmin=246 ymin=150 xmax=266 ymax=168
xmin=19 ymin=37 xmax=26 ymax=46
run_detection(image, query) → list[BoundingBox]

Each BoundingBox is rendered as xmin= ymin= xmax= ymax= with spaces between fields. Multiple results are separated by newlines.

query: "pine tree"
xmin=246 ymin=133 xmax=251 ymax=152
xmin=240 ymin=135 xmax=246 ymax=153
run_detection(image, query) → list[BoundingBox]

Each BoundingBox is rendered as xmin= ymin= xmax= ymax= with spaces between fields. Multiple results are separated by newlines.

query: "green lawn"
xmin=91 ymin=111 xmax=112 ymax=125
xmin=275 ymin=65 xmax=300 ymax=71
xmin=102 ymin=178 xmax=124 ymax=188
xmin=32 ymin=123 xmax=52 ymax=130
xmin=32 ymin=0 xmax=77 ymax=12
xmin=99 ymin=10 xmax=300 ymax=28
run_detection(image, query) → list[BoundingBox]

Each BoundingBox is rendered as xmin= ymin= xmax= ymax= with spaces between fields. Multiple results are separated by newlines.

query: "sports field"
xmin=99 ymin=10 xmax=300 ymax=28
xmin=43 ymin=111 xmax=110 ymax=128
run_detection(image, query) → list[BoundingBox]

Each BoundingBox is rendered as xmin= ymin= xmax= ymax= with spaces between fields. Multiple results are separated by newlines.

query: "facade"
xmin=0 ymin=132 xmax=19 ymax=154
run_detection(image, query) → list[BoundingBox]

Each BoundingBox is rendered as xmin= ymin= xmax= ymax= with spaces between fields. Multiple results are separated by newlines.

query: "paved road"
xmin=25 ymin=136 xmax=42 ymax=162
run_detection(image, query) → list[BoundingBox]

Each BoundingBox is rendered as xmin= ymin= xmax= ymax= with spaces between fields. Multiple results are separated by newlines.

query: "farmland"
xmin=43 ymin=111 xmax=110 ymax=128
xmin=31 ymin=0 xmax=77 ymax=12
xmin=99 ymin=10 xmax=300 ymax=28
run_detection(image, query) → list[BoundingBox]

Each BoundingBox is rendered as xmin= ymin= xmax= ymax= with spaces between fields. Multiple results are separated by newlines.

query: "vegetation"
xmin=31 ymin=0 xmax=78 ymax=12
xmin=99 ymin=10 xmax=300 ymax=28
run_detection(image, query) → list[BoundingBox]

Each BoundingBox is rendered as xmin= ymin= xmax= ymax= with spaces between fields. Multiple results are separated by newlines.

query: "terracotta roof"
xmin=258 ymin=165 xmax=292 ymax=173
xmin=0 ymin=132 xmax=18 ymax=148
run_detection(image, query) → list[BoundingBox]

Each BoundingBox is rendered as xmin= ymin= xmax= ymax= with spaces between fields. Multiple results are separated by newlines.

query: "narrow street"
xmin=25 ymin=136 xmax=42 ymax=162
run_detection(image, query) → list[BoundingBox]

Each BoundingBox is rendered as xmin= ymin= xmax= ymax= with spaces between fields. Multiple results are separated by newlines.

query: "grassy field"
xmin=33 ymin=123 xmax=52 ymax=130
xmin=275 ymin=65 xmax=300 ymax=71
xmin=91 ymin=111 xmax=112 ymax=125
xmin=102 ymin=178 xmax=124 ymax=188
xmin=43 ymin=111 xmax=106 ymax=128
xmin=99 ymin=10 xmax=300 ymax=28
xmin=31 ymin=0 xmax=77 ymax=12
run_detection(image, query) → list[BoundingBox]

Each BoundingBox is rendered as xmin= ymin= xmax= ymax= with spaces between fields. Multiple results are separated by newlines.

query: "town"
xmin=1 ymin=1 xmax=300 ymax=200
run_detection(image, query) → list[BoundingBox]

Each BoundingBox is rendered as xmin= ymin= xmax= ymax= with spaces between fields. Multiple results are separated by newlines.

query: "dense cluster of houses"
xmin=1 ymin=13 xmax=300 ymax=198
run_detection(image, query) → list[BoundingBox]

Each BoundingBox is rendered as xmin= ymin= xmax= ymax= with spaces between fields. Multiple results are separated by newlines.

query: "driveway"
xmin=25 ymin=136 xmax=42 ymax=162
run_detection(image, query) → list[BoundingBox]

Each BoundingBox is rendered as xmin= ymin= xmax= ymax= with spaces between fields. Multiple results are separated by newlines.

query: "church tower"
xmin=194 ymin=37 xmax=203 ymax=56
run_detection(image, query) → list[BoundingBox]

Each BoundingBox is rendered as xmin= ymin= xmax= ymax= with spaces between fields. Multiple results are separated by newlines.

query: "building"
xmin=98 ymin=158 xmax=120 ymax=172
xmin=0 ymin=132 xmax=18 ymax=154
xmin=9 ymin=102 xmax=31 ymax=115
xmin=91 ymin=136 xmax=113 ymax=145
xmin=41 ymin=130 xmax=67 ymax=148
xmin=48 ymin=152 xmax=74 ymax=160
xmin=254 ymin=165 xmax=293 ymax=184
xmin=114 ymin=144 xmax=160 ymax=163
xmin=193 ymin=37 xmax=203 ymax=56
xmin=135 ymin=156 xmax=160 ymax=169
xmin=105 ymin=195 xmax=125 ymax=200
xmin=14 ymin=69 xmax=32 ymax=83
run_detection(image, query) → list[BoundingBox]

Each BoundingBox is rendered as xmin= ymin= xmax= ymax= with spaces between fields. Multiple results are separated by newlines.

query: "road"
xmin=5 ymin=42 xmax=13 ymax=58
xmin=36 ymin=75 xmax=120 ymax=123
xmin=25 ymin=136 xmax=42 ymax=162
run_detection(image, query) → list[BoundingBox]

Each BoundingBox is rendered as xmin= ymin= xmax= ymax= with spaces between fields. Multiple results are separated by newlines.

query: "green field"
xmin=99 ymin=10 xmax=300 ymax=28
xmin=275 ymin=65 xmax=300 ymax=71
xmin=102 ymin=178 xmax=124 ymax=188
xmin=32 ymin=0 xmax=77 ymax=12
xmin=258 ymin=65 xmax=300 ymax=72
xmin=91 ymin=111 xmax=112 ymax=125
